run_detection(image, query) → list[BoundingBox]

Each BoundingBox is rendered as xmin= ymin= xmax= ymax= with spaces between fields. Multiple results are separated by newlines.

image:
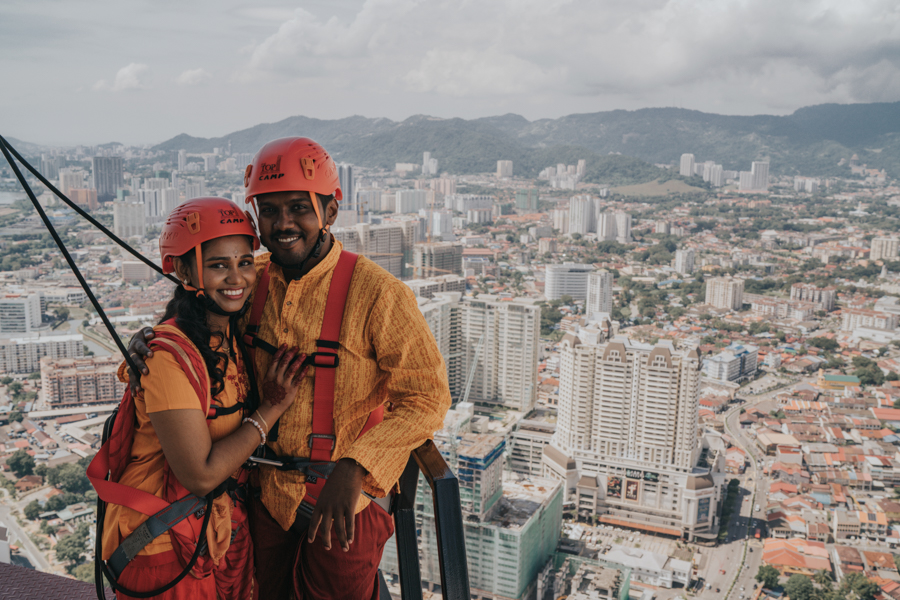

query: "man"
xmin=130 ymin=137 xmax=451 ymax=599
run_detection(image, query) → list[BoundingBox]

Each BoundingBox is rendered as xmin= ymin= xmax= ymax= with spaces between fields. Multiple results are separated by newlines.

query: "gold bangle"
xmin=255 ymin=411 xmax=270 ymax=435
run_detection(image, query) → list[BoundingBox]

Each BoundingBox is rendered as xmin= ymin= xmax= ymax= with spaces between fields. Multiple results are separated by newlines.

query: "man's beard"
xmin=268 ymin=246 xmax=313 ymax=271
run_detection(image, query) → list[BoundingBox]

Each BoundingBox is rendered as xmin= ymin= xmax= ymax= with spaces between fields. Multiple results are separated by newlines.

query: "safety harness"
xmin=242 ymin=250 xmax=388 ymax=523
xmin=87 ymin=322 xmax=251 ymax=598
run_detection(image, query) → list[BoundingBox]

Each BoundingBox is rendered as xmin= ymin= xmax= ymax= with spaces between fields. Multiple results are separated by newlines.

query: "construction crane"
xmin=405 ymin=262 xmax=459 ymax=279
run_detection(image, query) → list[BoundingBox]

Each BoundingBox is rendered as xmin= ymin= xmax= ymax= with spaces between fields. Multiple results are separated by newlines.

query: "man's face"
xmin=256 ymin=190 xmax=335 ymax=270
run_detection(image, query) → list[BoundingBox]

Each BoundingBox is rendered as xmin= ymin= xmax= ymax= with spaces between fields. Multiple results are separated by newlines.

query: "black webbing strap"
xmin=106 ymin=494 xmax=207 ymax=579
xmin=0 ymin=134 xmax=177 ymax=284
xmin=0 ymin=137 xmax=142 ymax=377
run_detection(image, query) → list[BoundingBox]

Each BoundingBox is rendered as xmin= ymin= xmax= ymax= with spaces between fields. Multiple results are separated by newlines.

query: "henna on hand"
xmin=263 ymin=381 xmax=288 ymax=406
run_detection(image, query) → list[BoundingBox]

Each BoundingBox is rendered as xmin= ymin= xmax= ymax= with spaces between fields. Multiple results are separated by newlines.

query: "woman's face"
xmin=174 ymin=235 xmax=257 ymax=314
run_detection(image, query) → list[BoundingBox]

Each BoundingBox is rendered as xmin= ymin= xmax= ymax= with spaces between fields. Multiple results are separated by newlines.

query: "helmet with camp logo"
xmin=243 ymin=137 xmax=342 ymax=231
xmin=159 ymin=197 xmax=260 ymax=275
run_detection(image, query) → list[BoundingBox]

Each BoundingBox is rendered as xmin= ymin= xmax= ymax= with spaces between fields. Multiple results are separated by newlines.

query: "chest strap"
xmin=309 ymin=250 xmax=358 ymax=462
xmin=242 ymin=263 xmax=277 ymax=357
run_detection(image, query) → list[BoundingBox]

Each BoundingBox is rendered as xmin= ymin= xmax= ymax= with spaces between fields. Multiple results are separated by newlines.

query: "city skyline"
xmin=4 ymin=0 xmax=900 ymax=145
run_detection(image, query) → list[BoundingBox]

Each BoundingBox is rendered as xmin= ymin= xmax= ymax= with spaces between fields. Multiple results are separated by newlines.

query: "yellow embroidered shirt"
xmin=250 ymin=240 xmax=452 ymax=530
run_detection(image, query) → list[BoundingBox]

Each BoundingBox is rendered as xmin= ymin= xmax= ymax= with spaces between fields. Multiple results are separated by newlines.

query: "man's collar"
xmin=266 ymin=236 xmax=344 ymax=286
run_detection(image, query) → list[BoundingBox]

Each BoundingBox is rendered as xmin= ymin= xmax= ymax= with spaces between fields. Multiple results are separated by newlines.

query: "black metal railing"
xmin=391 ymin=439 xmax=470 ymax=600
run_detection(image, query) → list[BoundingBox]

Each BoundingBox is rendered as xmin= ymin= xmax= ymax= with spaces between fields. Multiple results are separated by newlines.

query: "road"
xmin=696 ymin=377 xmax=807 ymax=599
xmin=0 ymin=493 xmax=50 ymax=571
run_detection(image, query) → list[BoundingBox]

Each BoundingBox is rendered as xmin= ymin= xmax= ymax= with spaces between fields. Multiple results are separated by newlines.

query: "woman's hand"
xmin=126 ymin=327 xmax=156 ymax=394
xmin=258 ymin=345 xmax=308 ymax=423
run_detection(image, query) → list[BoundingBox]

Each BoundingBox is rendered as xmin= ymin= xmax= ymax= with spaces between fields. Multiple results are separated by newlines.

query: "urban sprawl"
xmin=1 ymin=144 xmax=899 ymax=600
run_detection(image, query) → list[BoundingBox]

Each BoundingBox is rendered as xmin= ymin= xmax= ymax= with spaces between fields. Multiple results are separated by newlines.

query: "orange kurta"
xmin=102 ymin=326 xmax=249 ymax=562
xmin=249 ymin=239 xmax=452 ymax=531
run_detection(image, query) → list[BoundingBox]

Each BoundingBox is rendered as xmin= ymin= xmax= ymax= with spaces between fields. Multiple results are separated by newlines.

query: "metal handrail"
xmin=392 ymin=440 xmax=470 ymax=600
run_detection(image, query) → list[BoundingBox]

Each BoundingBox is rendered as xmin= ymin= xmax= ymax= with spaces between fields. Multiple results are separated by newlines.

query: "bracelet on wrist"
xmin=254 ymin=411 xmax=270 ymax=435
xmin=243 ymin=417 xmax=266 ymax=445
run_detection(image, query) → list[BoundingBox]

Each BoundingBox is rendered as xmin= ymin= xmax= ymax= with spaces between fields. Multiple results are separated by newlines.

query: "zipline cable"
xmin=0 ymin=134 xmax=177 ymax=284
xmin=0 ymin=136 xmax=141 ymax=376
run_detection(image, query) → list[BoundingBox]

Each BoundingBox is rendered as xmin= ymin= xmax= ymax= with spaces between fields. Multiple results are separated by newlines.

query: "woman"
xmin=101 ymin=197 xmax=305 ymax=599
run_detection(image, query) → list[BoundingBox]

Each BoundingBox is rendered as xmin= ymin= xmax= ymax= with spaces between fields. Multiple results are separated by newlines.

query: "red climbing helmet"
xmin=243 ymin=137 xmax=342 ymax=231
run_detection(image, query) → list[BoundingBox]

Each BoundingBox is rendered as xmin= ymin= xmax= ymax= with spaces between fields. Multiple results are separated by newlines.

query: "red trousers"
xmin=115 ymin=551 xmax=215 ymax=600
xmin=250 ymin=497 xmax=394 ymax=600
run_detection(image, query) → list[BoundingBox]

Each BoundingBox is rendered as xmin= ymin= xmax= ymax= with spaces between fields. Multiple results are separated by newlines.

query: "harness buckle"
xmin=308 ymin=433 xmax=336 ymax=451
xmin=304 ymin=351 xmax=339 ymax=369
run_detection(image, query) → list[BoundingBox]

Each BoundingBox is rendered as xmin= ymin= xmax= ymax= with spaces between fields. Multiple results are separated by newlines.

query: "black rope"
xmin=0 ymin=134 xmax=178 ymax=284
xmin=0 ymin=137 xmax=141 ymax=376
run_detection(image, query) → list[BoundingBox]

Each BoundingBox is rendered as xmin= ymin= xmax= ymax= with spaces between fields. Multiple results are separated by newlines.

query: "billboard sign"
xmin=625 ymin=480 xmax=640 ymax=502
xmin=607 ymin=476 xmax=622 ymax=499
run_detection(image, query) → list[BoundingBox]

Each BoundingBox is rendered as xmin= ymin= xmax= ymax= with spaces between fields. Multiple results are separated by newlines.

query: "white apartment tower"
xmin=0 ymin=294 xmax=43 ymax=334
xmin=586 ymin=270 xmax=613 ymax=316
xmin=615 ymin=212 xmax=632 ymax=244
xmin=554 ymin=337 xmax=701 ymax=469
xmin=705 ymin=277 xmax=744 ymax=310
xmin=544 ymin=328 xmax=721 ymax=541
xmin=597 ymin=212 xmax=617 ymax=242
xmin=545 ymin=263 xmax=595 ymax=301
xmin=113 ymin=200 xmax=147 ymax=239
xmin=568 ymin=195 xmax=595 ymax=236
xmin=674 ymin=248 xmax=695 ymax=275
xmin=418 ymin=293 xmax=540 ymax=412
xmin=871 ymin=237 xmax=900 ymax=262
xmin=496 ymin=160 xmax=513 ymax=178
xmin=679 ymin=154 xmax=695 ymax=178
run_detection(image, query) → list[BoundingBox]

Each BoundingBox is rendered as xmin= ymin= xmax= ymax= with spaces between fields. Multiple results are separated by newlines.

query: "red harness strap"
xmin=243 ymin=263 xmax=274 ymax=358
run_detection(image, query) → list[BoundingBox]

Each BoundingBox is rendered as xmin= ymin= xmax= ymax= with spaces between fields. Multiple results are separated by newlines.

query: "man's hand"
xmin=127 ymin=327 xmax=155 ymax=394
xmin=307 ymin=458 xmax=366 ymax=552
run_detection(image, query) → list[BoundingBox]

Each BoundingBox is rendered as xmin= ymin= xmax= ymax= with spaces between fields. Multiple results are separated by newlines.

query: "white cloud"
xmin=93 ymin=63 xmax=150 ymax=92
xmin=176 ymin=68 xmax=212 ymax=85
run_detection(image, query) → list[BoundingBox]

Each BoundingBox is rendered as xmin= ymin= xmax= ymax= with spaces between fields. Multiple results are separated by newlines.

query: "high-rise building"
xmin=790 ymin=283 xmax=836 ymax=312
xmin=203 ymin=155 xmax=217 ymax=171
xmin=679 ymin=154 xmax=695 ymax=177
xmin=40 ymin=355 xmax=125 ymax=407
xmin=335 ymin=164 xmax=358 ymax=227
xmin=614 ymin=212 xmax=632 ymax=244
xmin=91 ymin=156 xmax=124 ymax=202
xmin=0 ymin=334 xmax=84 ymax=374
xmin=546 ymin=263 xmax=594 ymax=301
xmin=404 ymin=274 xmax=466 ymax=299
xmin=40 ymin=154 xmax=63 ymax=180
xmin=674 ymin=248 xmax=695 ymax=275
xmin=422 ymin=152 xmax=438 ymax=176
xmin=0 ymin=294 xmax=42 ymax=334
xmin=551 ymin=209 xmax=569 ymax=234
xmin=655 ymin=220 xmax=670 ymax=235
xmin=597 ymin=212 xmax=617 ymax=242
xmin=871 ymin=237 xmax=900 ymax=262
xmin=381 ymin=425 xmax=563 ymax=600
xmin=568 ymin=195 xmax=595 ymax=236
xmin=546 ymin=327 xmax=722 ymax=541
xmin=395 ymin=189 xmax=429 ymax=214
xmin=412 ymin=242 xmax=463 ymax=278
xmin=703 ymin=343 xmax=758 ymax=383
xmin=59 ymin=168 xmax=85 ymax=196
xmin=332 ymin=222 xmax=405 ymax=279
xmin=445 ymin=194 xmax=491 ymax=214
xmin=751 ymin=161 xmax=769 ymax=191
xmin=515 ymin=189 xmax=538 ymax=212
xmin=586 ymin=270 xmax=613 ymax=316
xmin=841 ymin=309 xmax=898 ymax=332
xmin=184 ymin=177 xmax=207 ymax=201
xmin=709 ymin=165 xmax=724 ymax=187
xmin=496 ymin=160 xmax=513 ymax=178
xmin=69 ymin=188 xmax=99 ymax=210
xmin=418 ymin=292 xmax=540 ymax=411
xmin=177 ymin=149 xmax=187 ymax=171
xmin=113 ymin=200 xmax=147 ymax=239
xmin=705 ymin=277 xmax=744 ymax=310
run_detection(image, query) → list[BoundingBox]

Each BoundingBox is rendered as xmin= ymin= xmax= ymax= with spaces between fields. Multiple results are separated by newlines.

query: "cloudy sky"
xmin=4 ymin=0 xmax=900 ymax=146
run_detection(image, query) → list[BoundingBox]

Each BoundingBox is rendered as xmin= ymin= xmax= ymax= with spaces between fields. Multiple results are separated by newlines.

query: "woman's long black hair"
xmin=159 ymin=284 xmax=231 ymax=398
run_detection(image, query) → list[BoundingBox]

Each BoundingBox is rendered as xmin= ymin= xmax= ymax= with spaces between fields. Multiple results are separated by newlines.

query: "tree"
xmin=45 ymin=494 xmax=67 ymax=512
xmin=47 ymin=462 xmax=91 ymax=494
xmin=7 ymin=449 xmax=34 ymax=476
xmin=755 ymin=565 xmax=780 ymax=589
xmin=888 ymin=371 xmax=899 ymax=382
xmin=70 ymin=562 xmax=95 ymax=583
xmin=813 ymin=569 xmax=833 ymax=588
xmin=23 ymin=500 xmax=41 ymax=520
xmin=808 ymin=337 xmax=839 ymax=351
xmin=7 ymin=410 xmax=24 ymax=422
xmin=841 ymin=573 xmax=880 ymax=600
xmin=27 ymin=372 xmax=40 ymax=380
xmin=784 ymin=574 xmax=815 ymax=600
xmin=99 ymin=253 xmax=110 ymax=264
xmin=55 ymin=526 xmax=88 ymax=565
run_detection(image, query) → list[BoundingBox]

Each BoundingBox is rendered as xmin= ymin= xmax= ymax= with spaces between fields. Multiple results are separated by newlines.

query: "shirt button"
xmin=286 ymin=301 xmax=292 ymax=306
xmin=283 ymin=328 xmax=289 ymax=333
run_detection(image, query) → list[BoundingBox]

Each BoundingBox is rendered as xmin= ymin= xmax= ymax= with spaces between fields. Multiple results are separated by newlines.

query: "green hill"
xmin=144 ymin=101 xmax=900 ymax=179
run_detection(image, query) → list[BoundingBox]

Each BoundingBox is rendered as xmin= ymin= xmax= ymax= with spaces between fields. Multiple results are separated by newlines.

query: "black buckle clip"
xmin=303 ymin=352 xmax=339 ymax=369
xmin=308 ymin=433 xmax=336 ymax=450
